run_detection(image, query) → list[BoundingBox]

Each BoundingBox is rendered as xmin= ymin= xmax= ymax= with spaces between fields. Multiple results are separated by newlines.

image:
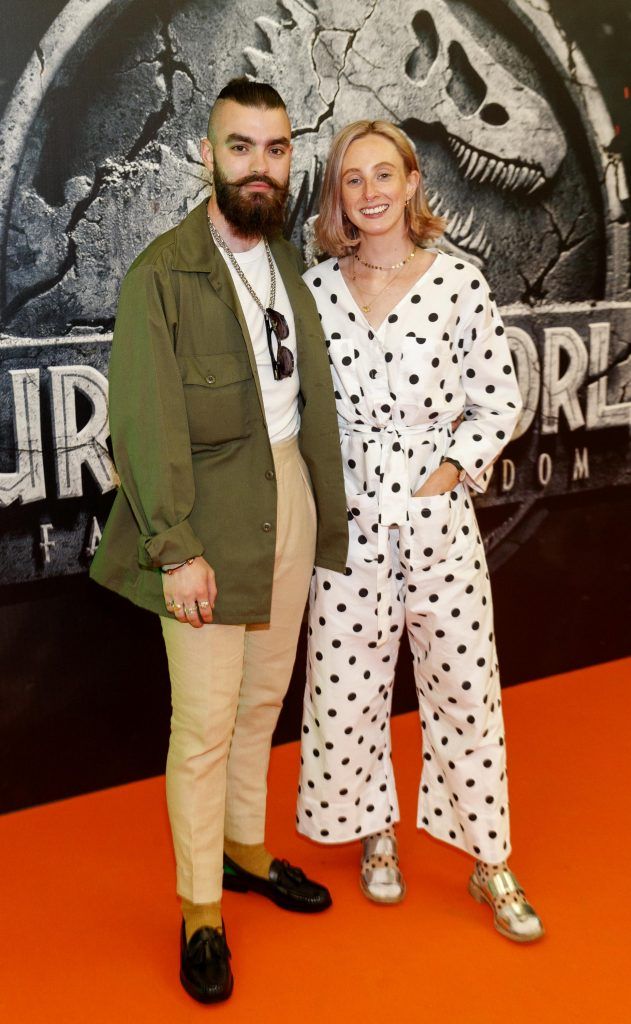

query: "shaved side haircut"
xmin=208 ymin=77 xmax=287 ymax=141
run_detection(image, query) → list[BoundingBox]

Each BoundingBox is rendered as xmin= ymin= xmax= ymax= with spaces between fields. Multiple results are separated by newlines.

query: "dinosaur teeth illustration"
xmin=447 ymin=135 xmax=545 ymax=194
xmin=468 ymin=151 xmax=482 ymax=177
xmin=471 ymin=225 xmax=490 ymax=251
xmin=512 ymin=166 xmax=525 ymax=189
xmin=430 ymin=191 xmax=444 ymax=215
xmin=479 ymin=159 xmax=495 ymax=185
xmin=428 ymin=191 xmax=493 ymax=265
xmin=527 ymin=169 xmax=545 ymax=193
xmin=461 ymin=208 xmax=474 ymax=235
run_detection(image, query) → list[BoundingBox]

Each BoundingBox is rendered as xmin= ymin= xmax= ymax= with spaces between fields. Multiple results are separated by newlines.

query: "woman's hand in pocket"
xmin=413 ymin=461 xmax=460 ymax=498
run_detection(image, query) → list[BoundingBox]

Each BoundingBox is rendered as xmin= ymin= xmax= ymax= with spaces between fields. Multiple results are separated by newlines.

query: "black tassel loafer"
xmin=223 ymin=854 xmax=332 ymax=913
xmin=179 ymin=921 xmax=233 ymax=1004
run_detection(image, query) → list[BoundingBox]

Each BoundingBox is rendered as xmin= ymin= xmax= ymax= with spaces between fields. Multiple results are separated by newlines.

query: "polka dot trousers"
xmin=297 ymin=485 xmax=511 ymax=864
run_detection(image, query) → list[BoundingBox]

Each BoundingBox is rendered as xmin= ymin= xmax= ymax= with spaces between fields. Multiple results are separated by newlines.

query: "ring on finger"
xmin=184 ymin=605 xmax=197 ymax=616
xmin=172 ymin=602 xmax=182 ymax=612
xmin=198 ymin=600 xmax=210 ymax=609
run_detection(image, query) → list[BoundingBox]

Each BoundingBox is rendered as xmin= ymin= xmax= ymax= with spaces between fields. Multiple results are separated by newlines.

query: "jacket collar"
xmin=172 ymin=199 xmax=217 ymax=272
xmin=173 ymin=198 xmax=298 ymax=282
xmin=172 ymin=198 xmax=306 ymax=323
xmin=172 ymin=199 xmax=315 ymax=418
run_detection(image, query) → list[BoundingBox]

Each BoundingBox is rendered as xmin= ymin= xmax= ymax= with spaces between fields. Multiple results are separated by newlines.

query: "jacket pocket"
xmin=177 ymin=352 xmax=254 ymax=445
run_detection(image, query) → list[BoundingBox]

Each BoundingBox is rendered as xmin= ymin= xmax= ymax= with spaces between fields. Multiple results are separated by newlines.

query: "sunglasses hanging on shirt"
xmin=265 ymin=307 xmax=294 ymax=381
xmin=208 ymin=217 xmax=295 ymax=381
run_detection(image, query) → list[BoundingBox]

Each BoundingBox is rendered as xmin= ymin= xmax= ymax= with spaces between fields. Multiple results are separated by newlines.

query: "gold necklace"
xmin=355 ymin=247 xmax=417 ymax=272
xmin=351 ymin=258 xmax=409 ymax=314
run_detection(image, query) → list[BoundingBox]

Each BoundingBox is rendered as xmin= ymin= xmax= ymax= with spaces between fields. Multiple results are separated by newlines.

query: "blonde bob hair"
xmin=315 ymin=120 xmax=445 ymax=258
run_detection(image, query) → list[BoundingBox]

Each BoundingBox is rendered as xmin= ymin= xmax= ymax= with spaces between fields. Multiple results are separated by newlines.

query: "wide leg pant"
xmin=162 ymin=436 xmax=317 ymax=904
xmin=297 ymin=483 xmax=511 ymax=864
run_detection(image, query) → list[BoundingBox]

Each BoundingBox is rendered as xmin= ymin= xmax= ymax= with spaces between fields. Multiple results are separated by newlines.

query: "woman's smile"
xmin=359 ymin=203 xmax=390 ymax=217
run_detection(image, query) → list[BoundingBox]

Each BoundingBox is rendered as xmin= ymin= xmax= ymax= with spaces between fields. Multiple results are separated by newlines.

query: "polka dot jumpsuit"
xmin=296 ymin=252 xmax=523 ymax=864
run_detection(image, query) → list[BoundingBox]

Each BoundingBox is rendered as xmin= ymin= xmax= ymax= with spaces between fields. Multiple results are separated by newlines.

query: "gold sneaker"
xmin=468 ymin=865 xmax=544 ymax=942
xmin=360 ymin=829 xmax=406 ymax=905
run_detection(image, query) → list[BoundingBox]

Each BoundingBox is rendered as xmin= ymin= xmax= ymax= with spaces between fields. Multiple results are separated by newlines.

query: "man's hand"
xmin=413 ymin=461 xmax=460 ymax=498
xmin=162 ymin=557 xmax=217 ymax=627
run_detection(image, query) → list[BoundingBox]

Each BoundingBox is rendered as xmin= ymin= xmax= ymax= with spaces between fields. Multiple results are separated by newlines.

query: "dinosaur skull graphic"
xmin=0 ymin=0 xmax=614 ymax=334
xmin=246 ymin=0 xmax=567 ymax=266
xmin=400 ymin=2 xmax=566 ymax=192
xmin=0 ymin=0 xmax=626 ymax=585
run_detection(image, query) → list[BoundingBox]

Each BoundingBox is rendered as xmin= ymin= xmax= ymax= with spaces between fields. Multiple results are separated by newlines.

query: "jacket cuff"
xmin=138 ymin=521 xmax=204 ymax=568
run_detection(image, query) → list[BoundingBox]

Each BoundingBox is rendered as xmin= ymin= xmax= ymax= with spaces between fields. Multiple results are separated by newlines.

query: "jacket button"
xmin=265 ymin=470 xmax=275 ymax=481
xmin=262 ymin=522 xmax=272 ymax=532
xmin=205 ymin=374 xmax=216 ymax=385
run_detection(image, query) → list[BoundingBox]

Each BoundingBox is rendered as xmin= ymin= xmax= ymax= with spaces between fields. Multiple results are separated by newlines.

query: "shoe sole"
xmin=467 ymin=876 xmax=545 ymax=943
xmin=180 ymin=970 xmax=234 ymax=1004
xmin=359 ymin=874 xmax=406 ymax=905
xmin=223 ymin=872 xmax=332 ymax=913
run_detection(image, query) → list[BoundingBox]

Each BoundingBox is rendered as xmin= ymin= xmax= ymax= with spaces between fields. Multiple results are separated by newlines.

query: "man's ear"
xmin=200 ymin=137 xmax=214 ymax=178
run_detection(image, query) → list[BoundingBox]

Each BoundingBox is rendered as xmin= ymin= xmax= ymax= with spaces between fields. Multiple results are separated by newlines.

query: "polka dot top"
xmin=303 ymin=252 xmax=523 ymax=515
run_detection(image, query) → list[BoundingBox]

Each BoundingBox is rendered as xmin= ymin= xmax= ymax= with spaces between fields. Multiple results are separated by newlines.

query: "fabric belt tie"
xmin=338 ymin=419 xmax=453 ymax=647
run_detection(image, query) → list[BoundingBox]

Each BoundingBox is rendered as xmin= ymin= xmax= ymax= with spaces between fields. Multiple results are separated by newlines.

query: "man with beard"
xmin=90 ymin=79 xmax=348 ymax=1003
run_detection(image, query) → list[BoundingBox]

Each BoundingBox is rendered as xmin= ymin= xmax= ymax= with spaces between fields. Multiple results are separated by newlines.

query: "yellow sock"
xmin=224 ymin=838 xmax=273 ymax=879
xmin=181 ymin=897 xmax=222 ymax=942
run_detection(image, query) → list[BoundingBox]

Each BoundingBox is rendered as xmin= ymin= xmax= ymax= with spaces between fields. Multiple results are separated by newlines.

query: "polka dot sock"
xmin=361 ymin=827 xmax=404 ymax=897
xmin=475 ymin=859 xmax=529 ymax=913
xmin=181 ymin=897 xmax=222 ymax=942
xmin=224 ymin=838 xmax=274 ymax=879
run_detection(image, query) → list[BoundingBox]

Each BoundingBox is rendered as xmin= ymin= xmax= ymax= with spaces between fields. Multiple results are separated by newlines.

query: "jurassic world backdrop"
xmin=0 ymin=0 xmax=629 ymax=811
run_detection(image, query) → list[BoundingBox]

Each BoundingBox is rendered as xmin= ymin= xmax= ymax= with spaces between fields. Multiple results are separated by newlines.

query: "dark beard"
xmin=213 ymin=163 xmax=289 ymax=238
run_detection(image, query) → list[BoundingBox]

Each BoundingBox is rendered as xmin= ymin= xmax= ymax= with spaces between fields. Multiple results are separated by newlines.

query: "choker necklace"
xmin=351 ymin=258 xmax=409 ymax=315
xmin=355 ymin=247 xmax=416 ymax=272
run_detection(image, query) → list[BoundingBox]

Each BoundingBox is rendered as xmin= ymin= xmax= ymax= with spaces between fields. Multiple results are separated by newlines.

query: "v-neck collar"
xmin=336 ymin=249 xmax=442 ymax=336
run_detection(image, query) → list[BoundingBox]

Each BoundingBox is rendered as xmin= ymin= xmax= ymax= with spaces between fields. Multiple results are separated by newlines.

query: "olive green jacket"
xmin=90 ymin=200 xmax=348 ymax=621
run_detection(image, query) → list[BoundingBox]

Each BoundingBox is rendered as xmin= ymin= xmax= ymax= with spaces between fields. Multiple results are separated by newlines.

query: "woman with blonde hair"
xmin=296 ymin=120 xmax=544 ymax=942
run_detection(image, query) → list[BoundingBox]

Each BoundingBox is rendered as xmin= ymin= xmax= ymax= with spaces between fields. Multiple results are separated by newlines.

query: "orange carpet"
xmin=1 ymin=658 xmax=629 ymax=1024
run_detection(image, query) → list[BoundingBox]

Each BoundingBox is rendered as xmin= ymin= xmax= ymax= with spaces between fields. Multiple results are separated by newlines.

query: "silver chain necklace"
xmin=207 ymin=216 xmax=276 ymax=315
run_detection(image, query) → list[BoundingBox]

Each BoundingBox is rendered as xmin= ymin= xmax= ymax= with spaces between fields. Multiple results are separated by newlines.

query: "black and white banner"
xmin=0 ymin=0 xmax=629 ymax=811
xmin=1 ymin=0 xmax=629 ymax=582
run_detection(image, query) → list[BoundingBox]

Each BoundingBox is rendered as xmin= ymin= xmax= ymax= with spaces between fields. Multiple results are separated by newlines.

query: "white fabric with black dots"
xmin=296 ymin=252 xmax=523 ymax=863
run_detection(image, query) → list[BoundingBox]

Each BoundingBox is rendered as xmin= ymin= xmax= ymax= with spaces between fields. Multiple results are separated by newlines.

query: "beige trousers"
xmin=160 ymin=435 xmax=317 ymax=903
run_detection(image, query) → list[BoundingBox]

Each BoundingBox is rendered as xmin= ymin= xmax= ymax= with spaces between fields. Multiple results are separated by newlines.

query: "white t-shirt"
xmin=218 ymin=240 xmax=300 ymax=444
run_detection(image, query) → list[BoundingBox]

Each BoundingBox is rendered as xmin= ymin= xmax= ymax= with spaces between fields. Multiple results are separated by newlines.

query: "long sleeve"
xmin=108 ymin=262 xmax=204 ymax=567
xmin=447 ymin=275 xmax=523 ymax=494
